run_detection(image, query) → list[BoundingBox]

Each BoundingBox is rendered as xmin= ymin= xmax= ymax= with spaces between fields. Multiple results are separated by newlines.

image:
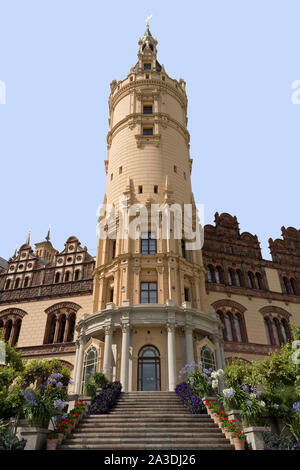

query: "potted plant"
xmin=46 ymin=431 xmax=59 ymax=450
xmin=232 ymin=430 xmax=246 ymax=450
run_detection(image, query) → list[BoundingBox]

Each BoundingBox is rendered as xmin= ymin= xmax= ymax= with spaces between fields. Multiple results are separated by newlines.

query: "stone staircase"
xmin=59 ymin=392 xmax=234 ymax=450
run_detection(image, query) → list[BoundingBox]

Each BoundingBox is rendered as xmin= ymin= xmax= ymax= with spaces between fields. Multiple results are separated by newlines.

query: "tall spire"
xmin=25 ymin=229 xmax=31 ymax=245
xmin=13 ymin=244 xmax=18 ymax=258
xmin=45 ymin=224 xmax=51 ymax=242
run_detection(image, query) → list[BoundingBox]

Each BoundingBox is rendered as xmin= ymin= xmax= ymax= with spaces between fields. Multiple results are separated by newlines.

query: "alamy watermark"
xmin=0 ymin=80 xmax=6 ymax=104
xmin=96 ymin=197 xmax=205 ymax=250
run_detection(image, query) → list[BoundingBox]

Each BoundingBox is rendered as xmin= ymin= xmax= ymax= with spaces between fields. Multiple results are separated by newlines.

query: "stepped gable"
xmin=269 ymin=226 xmax=300 ymax=266
xmin=203 ymin=212 xmax=262 ymax=259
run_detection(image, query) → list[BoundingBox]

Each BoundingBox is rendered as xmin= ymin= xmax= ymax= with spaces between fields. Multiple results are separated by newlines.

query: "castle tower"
xmin=73 ymin=25 xmax=224 ymax=393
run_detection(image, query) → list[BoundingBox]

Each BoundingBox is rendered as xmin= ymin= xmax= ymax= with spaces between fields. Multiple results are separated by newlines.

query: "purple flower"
xmin=292 ymin=402 xmax=300 ymax=412
xmin=246 ymin=400 xmax=253 ymax=407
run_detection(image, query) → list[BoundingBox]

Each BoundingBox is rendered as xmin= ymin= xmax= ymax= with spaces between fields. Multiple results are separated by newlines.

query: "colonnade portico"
xmin=72 ymin=303 xmax=225 ymax=394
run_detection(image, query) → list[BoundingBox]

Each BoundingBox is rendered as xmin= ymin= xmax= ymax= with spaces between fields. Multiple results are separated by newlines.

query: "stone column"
xmin=185 ymin=326 xmax=194 ymax=365
xmin=212 ymin=336 xmax=223 ymax=370
xmin=73 ymin=336 xmax=85 ymax=394
xmin=167 ymin=324 xmax=177 ymax=391
xmin=120 ymin=324 xmax=130 ymax=392
xmin=103 ymin=326 xmax=113 ymax=380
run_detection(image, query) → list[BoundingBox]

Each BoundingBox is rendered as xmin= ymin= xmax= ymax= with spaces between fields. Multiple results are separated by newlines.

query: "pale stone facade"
xmin=0 ymin=26 xmax=299 ymax=393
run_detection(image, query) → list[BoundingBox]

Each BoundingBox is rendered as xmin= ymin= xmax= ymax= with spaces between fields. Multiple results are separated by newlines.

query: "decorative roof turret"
xmin=134 ymin=17 xmax=162 ymax=73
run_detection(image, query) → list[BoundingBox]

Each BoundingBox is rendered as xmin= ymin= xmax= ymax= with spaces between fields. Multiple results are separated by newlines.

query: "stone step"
xmin=84 ymin=416 xmax=213 ymax=422
xmin=60 ymin=392 xmax=234 ymax=451
xmin=64 ymin=436 xmax=228 ymax=443
xmin=60 ymin=443 xmax=234 ymax=450
xmin=70 ymin=431 xmax=224 ymax=439
xmin=73 ymin=426 xmax=221 ymax=433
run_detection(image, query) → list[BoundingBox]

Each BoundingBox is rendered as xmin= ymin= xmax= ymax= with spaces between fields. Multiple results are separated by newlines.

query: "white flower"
xmin=216 ymin=369 xmax=224 ymax=376
xmin=292 ymin=340 xmax=300 ymax=350
xmin=250 ymin=393 xmax=256 ymax=400
xmin=211 ymin=371 xmax=218 ymax=379
xmin=260 ymin=401 xmax=266 ymax=407
xmin=212 ymin=380 xmax=218 ymax=389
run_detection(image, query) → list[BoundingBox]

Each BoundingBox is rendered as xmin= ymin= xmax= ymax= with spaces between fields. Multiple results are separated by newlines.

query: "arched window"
xmin=216 ymin=311 xmax=226 ymax=340
xmin=215 ymin=267 xmax=222 ymax=284
xmin=255 ymin=273 xmax=263 ymax=290
xmin=272 ymin=319 xmax=280 ymax=346
xmin=67 ymin=314 xmax=76 ymax=342
xmin=225 ymin=314 xmax=233 ymax=341
xmin=290 ymin=278 xmax=297 ymax=295
xmin=138 ymin=345 xmax=161 ymax=391
xmin=82 ymin=346 xmax=98 ymax=392
xmin=24 ymin=276 xmax=30 ymax=288
xmin=4 ymin=320 xmax=12 ymax=342
xmin=228 ymin=269 xmax=234 ymax=286
xmin=283 ymin=277 xmax=290 ymax=294
xmin=200 ymin=345 xmax=216 ymax=370
xmin=11 ymin=319 xmax=22 ymax=346
xmin=48 ymin=316 xmax=57 ymax=344
xmin=15 ymin=278 xmax=20 ymax=289
xmin=64 ymin=271 xmax=70 ymax=282
xmin=74 ymin=270 xmax=80 ymax=281
xmin=207 ymin=266 xmax=213 ymax=283
xmin=248 ymin=272 xmax=254 ymax=289
xmin=5 ymin=279 xmax=11 ymax=290
xmin=235 ymin=271 xmax=242 ymax=287
xmin=54 ymin=272 xmax=60 ymax=284
xmin=44 ymin=303 xmax=80 ymax=345
xmin=264 ymin=318 xmax=272 ymax=345
xmin=281 ymin=319 xmax=290 ymax=343
xmin=234 ymin=315 xmax=243 ymax=342
xmin=280 ymin=320 xmax=288 ymax=344
xmin=58 ymin=315 xmax=66 ymax=343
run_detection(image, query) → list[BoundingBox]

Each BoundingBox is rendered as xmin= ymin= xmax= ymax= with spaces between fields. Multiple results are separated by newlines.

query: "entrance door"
xmin=138 ymin=345 xmax=161 ymax=391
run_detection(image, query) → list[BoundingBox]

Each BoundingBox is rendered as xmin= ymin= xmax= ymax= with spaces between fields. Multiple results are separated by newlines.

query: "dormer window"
xmin=144 ymin=63 xmax=151 ymax=70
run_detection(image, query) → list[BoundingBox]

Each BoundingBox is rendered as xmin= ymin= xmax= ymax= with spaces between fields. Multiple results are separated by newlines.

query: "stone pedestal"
xmin=18 ymin=426 xmax=49 ymax=450
xmin=244 ymin=426 xmax=271 ymax=450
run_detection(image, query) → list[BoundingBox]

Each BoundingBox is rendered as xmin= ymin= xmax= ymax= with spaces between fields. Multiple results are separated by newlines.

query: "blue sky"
xmin=0 ymin=0 xmax=299 ymax=260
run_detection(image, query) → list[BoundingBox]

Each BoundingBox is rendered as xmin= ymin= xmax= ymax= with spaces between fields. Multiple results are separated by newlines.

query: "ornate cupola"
xmin=135 ymin=23 xmax=161 ymax=73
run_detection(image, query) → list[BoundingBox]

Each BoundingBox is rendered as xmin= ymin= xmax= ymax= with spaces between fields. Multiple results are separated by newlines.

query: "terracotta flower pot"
xmin=46 ymin=439 xmax=58 ymax=450
xmin=233 ymin=438 xmax=245 ymax=450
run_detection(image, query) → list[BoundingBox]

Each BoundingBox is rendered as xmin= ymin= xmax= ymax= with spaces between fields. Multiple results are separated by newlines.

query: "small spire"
xmin=145 ymin=14 xmax=153 ymax=35
xmin=46 ymin=224 xmax=51 ymax=242
xmin=25 ymin=229 xmax=31 ymax=245
xmin=13 ymin=244 xmax=18 ymax=258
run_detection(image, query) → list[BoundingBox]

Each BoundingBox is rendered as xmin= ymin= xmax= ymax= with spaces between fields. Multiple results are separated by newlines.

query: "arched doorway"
xmin=138 ymin=345 xmax=161 ymax=391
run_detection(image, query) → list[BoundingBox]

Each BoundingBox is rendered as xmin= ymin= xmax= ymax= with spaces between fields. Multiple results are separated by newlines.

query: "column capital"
xmin=166 ymin=322 xmax=176 ymax=333
xmin=121 ymin=323 xmax=131 ymax=334
xmin=104 ymin=325 xmax=113 ymax=335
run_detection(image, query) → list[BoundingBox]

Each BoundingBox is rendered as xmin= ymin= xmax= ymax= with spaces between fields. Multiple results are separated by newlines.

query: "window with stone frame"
xmin=82 ymin=346 xmax=98 ymax=393
xmin=215 ymin=304 xmax=248 ymax=343
xmin=200 ymin=345 xmax=216 ymax=370
xmin=141 ymin=232 xmax=157 ymax=255
xmin=0 ymin=309 xmax=25 ymax=347
xmin=140 ymin=282 xmax=157 ymax=304
xmin=44 ymin=304 xmax=79 ymax=344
